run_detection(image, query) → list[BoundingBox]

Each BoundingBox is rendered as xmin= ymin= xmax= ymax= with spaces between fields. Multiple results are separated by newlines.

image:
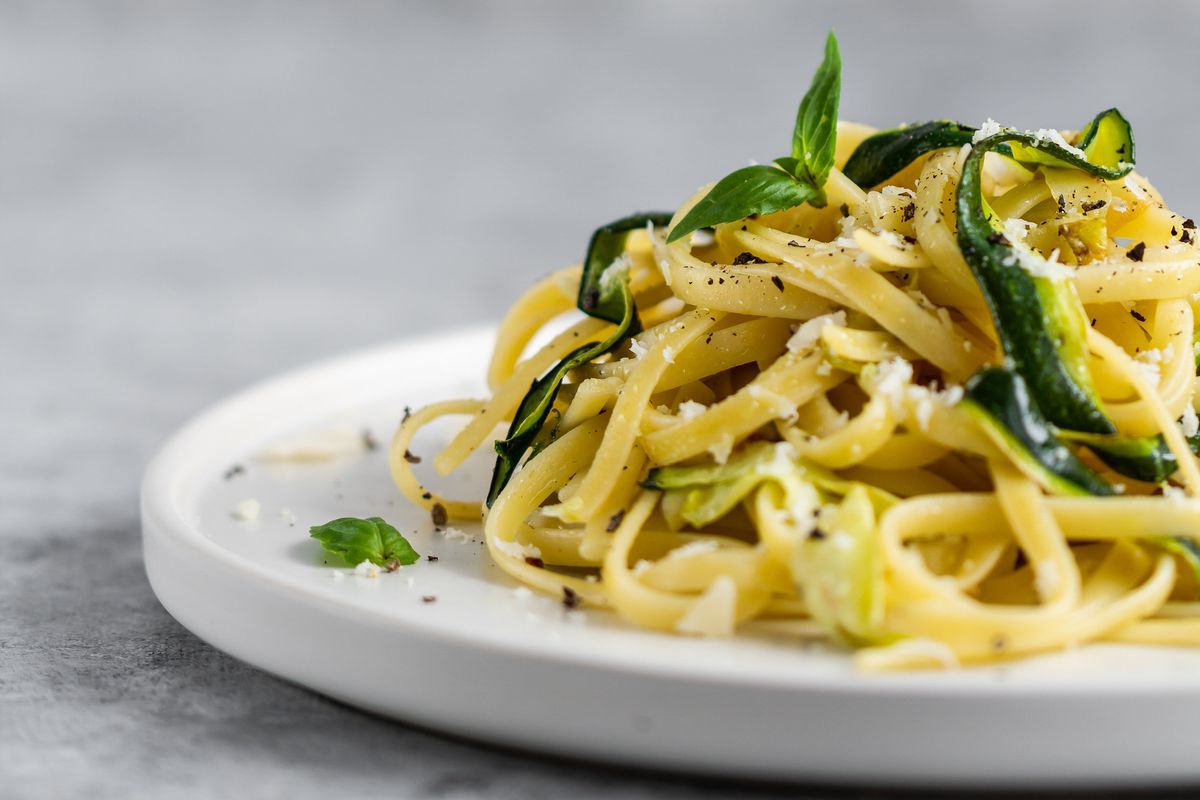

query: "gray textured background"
xmin=6 ymin=2 xmax=1200 ymax=797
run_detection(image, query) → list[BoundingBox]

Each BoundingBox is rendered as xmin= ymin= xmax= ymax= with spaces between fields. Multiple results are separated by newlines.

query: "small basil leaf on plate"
xmin=666 ymin=165 xmax=822 ymax=243
xmin=310 ymin=516 xmax=420 ymax=567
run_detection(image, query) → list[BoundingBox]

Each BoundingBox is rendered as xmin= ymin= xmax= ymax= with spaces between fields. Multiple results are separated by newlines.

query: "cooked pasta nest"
xmin=390 ymin=119 xmax=1200 ymax=671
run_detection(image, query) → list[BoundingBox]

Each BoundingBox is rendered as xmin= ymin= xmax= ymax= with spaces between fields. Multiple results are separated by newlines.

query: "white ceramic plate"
xmin=142 ymin=326 xmax=1200 ymax=789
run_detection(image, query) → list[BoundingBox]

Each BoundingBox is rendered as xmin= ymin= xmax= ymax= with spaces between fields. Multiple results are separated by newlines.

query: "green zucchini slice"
xmin=842 ymin=121 xmax=977 ymax=189
xmin=487 ymin=212 xmax=672 ymax=506
xmin=956 ymin=116 xmax=1176 ymax=486
xmin=961 ymin=368 xmax=1114 ymax=497
xmin=641 ymin=440 xmax=894 ymax=528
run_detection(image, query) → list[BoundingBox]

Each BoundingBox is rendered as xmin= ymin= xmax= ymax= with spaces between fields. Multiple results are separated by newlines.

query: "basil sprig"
xmin=666 ymin=32 xmax=841 ymax=244
xmin=310 ymin=516 xmax=420 ymax=567
xmin=488 ymin=212 xmax=672 ymax=506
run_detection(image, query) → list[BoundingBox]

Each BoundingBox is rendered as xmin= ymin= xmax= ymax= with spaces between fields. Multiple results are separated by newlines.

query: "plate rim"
xmin=139 ymin=325 xmax=1200 ymax=787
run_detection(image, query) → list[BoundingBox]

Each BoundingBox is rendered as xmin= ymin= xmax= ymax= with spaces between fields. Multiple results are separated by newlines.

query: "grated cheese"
xmin=971 ymin=118 xmax=1004 ymax=144
xmin=1003 ymin=245 xmax=1072 ymax=282
xmin=233 ymin=498 xmax=260 ymax=522
xmin=1031 ymin=128 xmax=1086 ymax=160
xmin=259 ymin=425 xmax=365 ymax=462
xmin=787 ymin=311 xmax=846 ymax=353
xmin=1034 ymin=560 xmax=1060 ymax=597
xmin=871 ymin=358 xmax=914 ymax=413
xmin=631 ymin=559 xmax=654 ymax=576
xmin=442 ymin=526 xmax=475 ymax=543
xmin=493 ymin=538 xmax=542 ymax=560
xmin=1180 ymin=403 xmax=1199 ymax=439
xmin=664 ymin=539 xmax=720 ymax=561
xmin=674 ymin=575 xmax=738 ymax=637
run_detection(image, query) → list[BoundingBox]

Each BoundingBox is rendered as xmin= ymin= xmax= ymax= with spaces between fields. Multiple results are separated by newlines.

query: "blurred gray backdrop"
xmin=6 ymin=2 xmax=1200 ymax=798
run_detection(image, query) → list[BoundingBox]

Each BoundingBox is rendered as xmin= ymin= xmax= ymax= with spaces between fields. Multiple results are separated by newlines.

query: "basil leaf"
xmin=792 ymin=30 xmax=841 ymax=190
xmin=489 ymin=213 xmax=670 ymax=506
xmin=666 ymin=31 xmax=841 ymax=244
xmin=310 ymin=516 xmax=420 ymax=567
xmin=666 ymin=165 xmax=822 ymax=244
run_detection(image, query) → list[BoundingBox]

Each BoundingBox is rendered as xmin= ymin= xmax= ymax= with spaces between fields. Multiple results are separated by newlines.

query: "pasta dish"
xmin=388 ymin=34 xmax=1200 ymax=670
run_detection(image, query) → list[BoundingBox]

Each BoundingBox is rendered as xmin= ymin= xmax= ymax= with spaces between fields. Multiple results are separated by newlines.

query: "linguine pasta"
xmin=388 ymin=45 xmax=1200 ymax=670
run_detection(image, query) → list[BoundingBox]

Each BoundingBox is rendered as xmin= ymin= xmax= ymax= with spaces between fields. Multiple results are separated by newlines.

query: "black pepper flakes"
xmin=421 ymin=492 xmax=432 ymax=500
xmin=402 ymin=406 xmax=412 ymax=423
xmin=1185 ymin=218 xmax=1196 ymax=230
xmin=1057 ymin=194 xmax=1066 ymax=213
xmin=1130 ymin=309 xmax=1147 ymax=322
xmin=606 ymin=509 xmax=626 ymax=532
xmin=1183 ymin=230 xmax=1195 ymax=245
xmin=421 ymin=595 xmax=437 ymax=604
xmin=732 ymin=251 xmax=766 ymax=266
xmin=1127 ymin=242 xmax=1146 ymax=262
xmin=1080 ymin=199 xmax=1106 ymax=213
xmin=403 ymin=449 xmax=421 ymax=464
xmin=1090 ymin=318 xmax=1097 ymax=327
xmin=562 ymin=586 xmax=581 ymax=610
xmin=426 ymin=555 xmax=439 ymax=562
xmin=787 ymin=240 xmax=800 ymax=247
xmin=808 ymin=529 xmax=826 ymax=541
xmin=223 ymin=464 xmax=245 ymax=480
xmin=901 ymin=202 xmax=916 ymax=222
xmin=430 ymin=502 xmax=448 ymax=527
xmin=770 ymin=275 xmax=785 ymax=292
xmin=839 ymin=203 xmax=850 ymax=218
xmin=525 ymin=556 xmax=545 ymax=569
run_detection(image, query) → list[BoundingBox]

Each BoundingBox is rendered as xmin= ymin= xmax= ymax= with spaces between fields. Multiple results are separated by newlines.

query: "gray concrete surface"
xmin=5 ymin=2 xmax=1200 ymax=797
